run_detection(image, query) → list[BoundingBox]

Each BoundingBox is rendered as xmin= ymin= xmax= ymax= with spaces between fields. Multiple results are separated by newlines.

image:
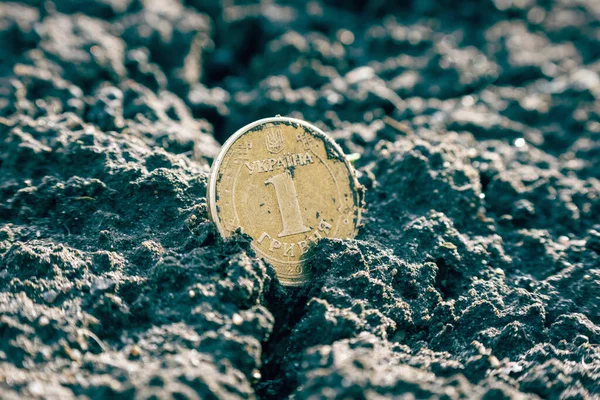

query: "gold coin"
xmin=208 ymin=117 xmax=363 ymax=286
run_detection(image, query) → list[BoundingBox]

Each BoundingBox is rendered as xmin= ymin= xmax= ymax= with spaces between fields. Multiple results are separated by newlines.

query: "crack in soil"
xmin=257 ymin=286 xmax=310 ymax=399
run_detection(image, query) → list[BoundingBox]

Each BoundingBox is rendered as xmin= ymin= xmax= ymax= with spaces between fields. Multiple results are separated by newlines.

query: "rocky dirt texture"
xmin=0 ymin=0 xmax=599 ymax=399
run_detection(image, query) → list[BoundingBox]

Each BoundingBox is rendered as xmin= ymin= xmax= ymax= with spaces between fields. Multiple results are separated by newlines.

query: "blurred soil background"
xmin=0 ymin=0 xmax=599 ymax=398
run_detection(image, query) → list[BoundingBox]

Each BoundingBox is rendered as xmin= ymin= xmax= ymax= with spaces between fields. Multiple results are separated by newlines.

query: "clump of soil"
xmin=1 ymin=0 xmax=599 ymax=399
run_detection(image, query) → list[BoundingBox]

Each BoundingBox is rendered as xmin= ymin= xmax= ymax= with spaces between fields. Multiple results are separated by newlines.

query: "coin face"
xmin=208 ymin=117 xmax=363 ymax=286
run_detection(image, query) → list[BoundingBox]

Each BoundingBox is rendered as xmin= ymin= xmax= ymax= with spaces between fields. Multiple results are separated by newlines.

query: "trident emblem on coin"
xmin=264 ymin=125 xmax=284 ymax=154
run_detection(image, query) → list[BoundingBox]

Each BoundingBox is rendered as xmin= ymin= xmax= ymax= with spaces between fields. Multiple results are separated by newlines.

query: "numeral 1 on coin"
xmin=265 ymin=172 xmax=311 ymax=238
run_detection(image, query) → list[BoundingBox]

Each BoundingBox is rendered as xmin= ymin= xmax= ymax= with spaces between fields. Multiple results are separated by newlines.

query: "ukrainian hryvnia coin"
xmin=208 ymin=117 xmax=363 ymax=286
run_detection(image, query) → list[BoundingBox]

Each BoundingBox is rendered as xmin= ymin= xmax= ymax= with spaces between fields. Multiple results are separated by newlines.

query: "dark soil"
xmin=1 ymin=0 xmax=599 ymax=399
